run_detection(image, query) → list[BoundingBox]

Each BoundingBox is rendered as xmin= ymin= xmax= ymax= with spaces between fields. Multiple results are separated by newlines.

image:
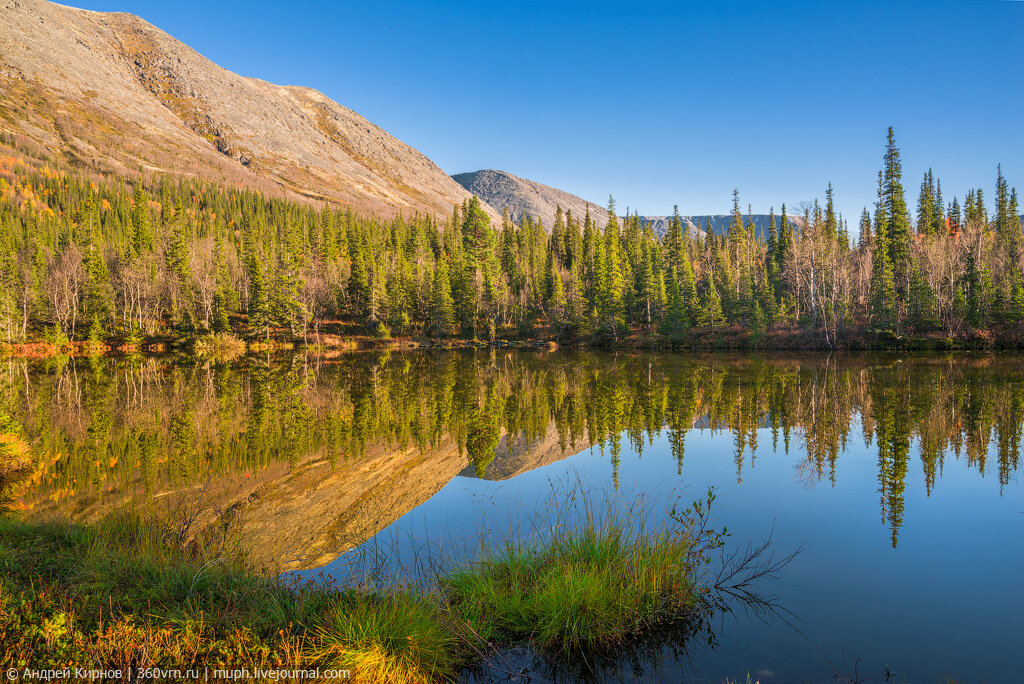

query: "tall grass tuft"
xmin=443 ymin=484 xmax=715 ymax=654
xmin=314 ymin=590 xmax=462 ymax=683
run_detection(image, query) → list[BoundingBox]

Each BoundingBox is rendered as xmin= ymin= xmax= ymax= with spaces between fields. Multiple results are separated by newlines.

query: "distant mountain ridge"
xmin=637 ymin=214 xmax=805 ymax=240
xmin=453 ymin=169 xmax=614 ymax=228
xmin=0 ymin=0 xmax=500 ymax=220
xmin=453 ymin=169 xmax=802 ymax=238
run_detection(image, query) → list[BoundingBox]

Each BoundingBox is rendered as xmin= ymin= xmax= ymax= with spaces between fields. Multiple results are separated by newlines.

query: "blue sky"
xmin=71 ymin=0 xmax=1022 ymax=220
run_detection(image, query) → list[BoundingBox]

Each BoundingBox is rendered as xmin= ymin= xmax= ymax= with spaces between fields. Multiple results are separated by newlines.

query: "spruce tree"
xmin=131 ymin=184 xmax=151 ymax=258
xmin=995 ymin=165 xmax=1021 ymax=272
xmin=430 ymin=261 xmax=455 ymax=337
xmin=871 ymin=167 xmax=897 ymax=327
xmin=858 ymin=208 xmax=873 ymax=249
xmin=212 ymin=238 xmax=231 ymax=333
xmin=766 ymin=207 xmax=779 ymax=287
xmin=933 ymin=179 xmax=945 ymax=235
xmin=965 ymin=242 xmax=987 ymax=327
xmin=917 ymin=170 xmax=936 ymax=236
xmin=680 ymin=258 xmax=700 ymax=326
xmin=551 ymin=205 xmax=565 ymax=267
xmin=1010 ymin=274 xmax=1024 ymax=323
xmin=882 ymin=128 xmax=912 ymax=302
xmin=824 ymin=183 xmax=838 ymax=240
xmin=247 ymin=255 xmax=270 ymax=339
xmin=666 ymin=205 xmax=684 ymax=273
xmin=565 ymin=259 xmax=586 ymax=335
xmin=598 ymin=198 xmax=625 ymax=338
xmin=949 ymin=197 xmax=962 ymax=237
xmin=548 ymin=257 xmax=566 ymax=332
xmin=664 ymin=266 xmax=684 ymax=332
xmin=701 ymin=268 xmax=722 ymax=328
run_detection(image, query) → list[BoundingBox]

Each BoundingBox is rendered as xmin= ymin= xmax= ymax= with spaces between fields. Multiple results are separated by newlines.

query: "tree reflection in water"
xmin=2 ymin=351 xmax=1021 ymax=556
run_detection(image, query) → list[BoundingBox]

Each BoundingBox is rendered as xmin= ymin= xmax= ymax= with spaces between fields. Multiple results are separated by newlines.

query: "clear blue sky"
xmin=71 ymin=0 xmax=1023 ymax=220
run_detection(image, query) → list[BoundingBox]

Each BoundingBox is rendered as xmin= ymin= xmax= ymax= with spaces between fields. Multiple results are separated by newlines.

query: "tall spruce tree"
xmin=882 ymin=128 xmax=912 ymax=303
xmin=430 ymin=261 xmax=455 ymax=337
xmin=871 ymin=166 xmax=897 ymax=327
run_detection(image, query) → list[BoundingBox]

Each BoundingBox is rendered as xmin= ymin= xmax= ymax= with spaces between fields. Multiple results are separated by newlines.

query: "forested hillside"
xmin=0 ymin=129 xmax=1021 ymax=349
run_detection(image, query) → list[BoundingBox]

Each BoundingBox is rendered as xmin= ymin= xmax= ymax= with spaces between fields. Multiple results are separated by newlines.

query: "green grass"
xmin=1 ymin=513 xmax=298 ymax=666
xmin=0 ymin=512 xmax=469 ymax=681
xmin=316 ymin=590 xmax=462 ymax=683
xmin=0 ymin=504 xmax=713 ymax=680
xmin=445 ymin=520 xmax=696 ymax=653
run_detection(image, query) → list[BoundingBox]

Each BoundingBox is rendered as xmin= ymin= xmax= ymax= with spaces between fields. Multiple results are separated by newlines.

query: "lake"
xmin=3 ymin=351 xmax=1022 ymax=683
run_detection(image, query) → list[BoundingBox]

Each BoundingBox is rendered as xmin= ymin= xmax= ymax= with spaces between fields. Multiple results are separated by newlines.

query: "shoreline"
xmin=3 ymin=325 xmax=1024 ymax=359
xmin=0 ymin=499 xmax=717 ymax=682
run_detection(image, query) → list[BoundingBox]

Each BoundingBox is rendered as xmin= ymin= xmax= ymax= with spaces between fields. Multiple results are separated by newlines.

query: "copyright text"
xmin=8 ymin=669 xmax=350 ymax=681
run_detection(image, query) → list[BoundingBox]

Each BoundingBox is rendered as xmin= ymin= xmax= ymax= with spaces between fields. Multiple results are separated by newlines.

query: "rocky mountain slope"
xmin=453 ymin=168 xmax=615 ymax=229
xmin=0 ymin=0 xmax=498 ymax=219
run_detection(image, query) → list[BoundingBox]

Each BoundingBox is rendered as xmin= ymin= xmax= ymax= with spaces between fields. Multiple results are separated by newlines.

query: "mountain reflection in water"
xmin=5 ymin=350 xmax=1023 ymax=680
xmin=4 ymin=351 xmax=1021 ymax=570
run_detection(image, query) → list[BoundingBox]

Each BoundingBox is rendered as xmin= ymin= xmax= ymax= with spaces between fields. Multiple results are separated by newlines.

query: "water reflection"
xmin=3 ymin=351 xmax=1021 ymax=567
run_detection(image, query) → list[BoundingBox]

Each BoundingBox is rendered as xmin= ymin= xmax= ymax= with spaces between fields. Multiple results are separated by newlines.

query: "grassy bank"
xmin=0 ymin=501 xmax=713 ymax=682
xmin=4 ymin=319 xmax=1024 ymax=359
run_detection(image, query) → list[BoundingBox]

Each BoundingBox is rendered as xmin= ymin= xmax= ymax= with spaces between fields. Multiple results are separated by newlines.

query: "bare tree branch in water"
xmin=712 ymin=525 xmax=804 ymax=629
xmin=815 ymin=647 xmax=876 ymax=684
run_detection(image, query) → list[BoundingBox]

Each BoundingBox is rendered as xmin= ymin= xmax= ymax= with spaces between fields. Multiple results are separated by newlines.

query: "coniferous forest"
xmin=1 ymin=128 xmax=1021 ymax=350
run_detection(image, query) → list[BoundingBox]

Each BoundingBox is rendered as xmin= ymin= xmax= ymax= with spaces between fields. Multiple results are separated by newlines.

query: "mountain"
xmin=0 ymin=0 xmax=497 ymax=219
xmin=453 ymin=168 xmax=616 ymax=229
xmin=453 ymin=169 xmax=803 ymax=238
xmin=637 ymin=213 xmax=805 ymax=240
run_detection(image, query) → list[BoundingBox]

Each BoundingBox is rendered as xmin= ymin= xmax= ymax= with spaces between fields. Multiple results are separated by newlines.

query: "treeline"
xmin=0 ymin=129 xmax=1021 ymax=346
xmin=3 ymin=353 xmax=1021 ymax=548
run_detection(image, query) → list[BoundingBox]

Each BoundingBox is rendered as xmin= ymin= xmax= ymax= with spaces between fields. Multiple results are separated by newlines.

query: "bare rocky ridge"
xmin=0 ymin=0 xmax=499 ymax=219
xmin=453 ymin=168 xmax=615 ymax=228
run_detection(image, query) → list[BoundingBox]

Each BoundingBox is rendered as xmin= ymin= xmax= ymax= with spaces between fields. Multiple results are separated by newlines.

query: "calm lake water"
xmin=4 ymin=351 xmax=1022 ymax=683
